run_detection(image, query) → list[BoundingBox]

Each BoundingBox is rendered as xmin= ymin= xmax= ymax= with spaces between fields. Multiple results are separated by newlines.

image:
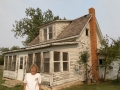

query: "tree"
xmin=10 ymin=46 xmax=20 ymax=50
xmin=78 ymin=51 xmax=90 ymax=83
xmin=0 ymin=47 xmax=9 ymax=52
xmin=12 ymin=7 xmax=65 ymax=45
xmin=98 ymin=35 xmax=120 ymax=81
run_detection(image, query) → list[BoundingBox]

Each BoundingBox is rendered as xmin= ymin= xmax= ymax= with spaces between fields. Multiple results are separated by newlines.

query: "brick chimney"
xmin=89 ymin=8 xmax=99 ymax=82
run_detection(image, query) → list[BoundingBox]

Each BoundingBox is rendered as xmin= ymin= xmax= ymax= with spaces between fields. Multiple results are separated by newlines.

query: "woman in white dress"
xmin=23 ymin=64 xmax=41 ymax=90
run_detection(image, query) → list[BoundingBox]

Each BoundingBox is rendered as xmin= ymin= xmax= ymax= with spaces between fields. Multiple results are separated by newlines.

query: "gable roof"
xmin=28 ymin=35 xmax=39 ymax=46
xmin=57 ymin=14 xmax=91 ymax=39
xmin=28 ymin=14 xmax=92 ymax=46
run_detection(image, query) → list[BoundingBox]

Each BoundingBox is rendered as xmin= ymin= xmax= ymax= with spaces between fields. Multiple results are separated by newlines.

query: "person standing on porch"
xmin=23 ymin=64 xmax=41 ymax=90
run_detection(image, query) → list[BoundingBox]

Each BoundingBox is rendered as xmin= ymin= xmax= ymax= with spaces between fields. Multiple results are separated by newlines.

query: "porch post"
xmin=33 ymin=53 xmax=35 ymax=64
xmin=50 ymin=51 xmax=53 ymax=73
xmin=11 ymin=55 xmax=13 ymax=71
xmin=41 ymin=52 xmax=44 ymax=72
xmin=7 ymin=56 xmax=9 ymax=71
xmin=3 ymin=56 xmax=5 ymax=70
xmin=50 ymin=51 xmax=53 ymax=86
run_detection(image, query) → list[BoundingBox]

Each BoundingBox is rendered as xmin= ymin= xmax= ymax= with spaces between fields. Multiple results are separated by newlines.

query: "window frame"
xmin=19 ymin=57 xmax=23 ymax=69
xmin=86 ymin=28 xmax=89 ymax=36
xmin=26 ymin=53 xmax=33 ymax=72
xmin=43 ymin=28 xmax=47 ymax=41
xmin=8 ymin=56 xmax=12 ymax=71
xmin=48 ymin=26 xmax=53 ymax=39
xmin=43 ymin=52 xmax=50 ymax=73
xmin=54 ymin=51 xmax=60 ymax=72
xmin=12 ymin=55 xmax=16 ymax=71
xmin=43 ymin=26 xmax=53 ymax=41
xmin=63 ymin=52 xmax=69 ymax=71
xmin=35 ymin=53 xmax=41 ymax=73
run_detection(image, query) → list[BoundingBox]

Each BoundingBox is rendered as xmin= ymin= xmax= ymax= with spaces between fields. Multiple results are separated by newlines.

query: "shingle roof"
xmin=57 ymin=14 xmax=91 ymax=39
xmin=28 ymin=14 xmax=91 ymax=46
xmin=28 ymin=35 xmax=39 ymax=46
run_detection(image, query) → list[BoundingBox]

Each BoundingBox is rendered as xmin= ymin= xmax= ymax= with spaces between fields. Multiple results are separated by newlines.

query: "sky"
xmin=0 ymin=0 xmax=120 ymax=48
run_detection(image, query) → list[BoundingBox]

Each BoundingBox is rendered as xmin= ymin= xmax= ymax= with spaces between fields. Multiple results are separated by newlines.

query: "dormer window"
xmin=43 ymin=26 xmax=53 ymax=41
xmin=49 ymin=26 xmax=53 ymax=39
xmin=44 ymin=28 xmax=47 ymax=41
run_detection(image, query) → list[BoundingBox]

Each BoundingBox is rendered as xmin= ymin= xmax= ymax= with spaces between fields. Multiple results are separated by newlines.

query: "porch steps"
xmin=1 ymin=80 xmax=23 ymax=88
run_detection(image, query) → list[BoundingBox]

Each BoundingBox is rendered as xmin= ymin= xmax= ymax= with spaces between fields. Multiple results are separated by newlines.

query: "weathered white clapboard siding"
xmin=41 ymin=73 xmax=51 ymax=85
xmin=99 ymin=60 xmax=120 ymax=80
xmin=3 ymin=71 xmax=16 ymax=79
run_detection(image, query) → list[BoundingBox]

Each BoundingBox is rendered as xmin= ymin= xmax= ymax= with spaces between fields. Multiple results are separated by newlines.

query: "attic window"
xmin=43 ymin=26 xmax=53 ymax=41
xmin=86 ymin=28 xmax=89 ymax=36
xmin=49 ymin=26 xmax=53 ymax=39
xmin=44 ymin=28 xmax=47 ymax=41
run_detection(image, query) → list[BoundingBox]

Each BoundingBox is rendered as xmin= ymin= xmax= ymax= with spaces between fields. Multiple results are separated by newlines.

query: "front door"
xmin=17 ymin=56 xmax=24 ymax=80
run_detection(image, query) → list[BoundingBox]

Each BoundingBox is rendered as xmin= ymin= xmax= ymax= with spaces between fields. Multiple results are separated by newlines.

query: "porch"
xmin=3 ymin=50 xmax=72 ymax=86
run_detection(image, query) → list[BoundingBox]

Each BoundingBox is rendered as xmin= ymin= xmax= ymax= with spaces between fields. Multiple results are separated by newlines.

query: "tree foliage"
xmin=78 ymin=51 xmax=90 ymax=83
xmin=0 ymin=47 xmax=9 ymax=52
xmin=10 ymin=46 xmax=20 ymax=50
xmin=0 ymin=46 xmax=19 ymax=65
xmin=12 ymin=7 xmax=65 ymax=45
xmin=98 ymin=35 xmax=120 ymax=81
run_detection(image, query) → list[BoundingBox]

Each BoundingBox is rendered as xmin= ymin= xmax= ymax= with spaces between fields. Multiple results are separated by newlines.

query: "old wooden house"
xmin=3 ymin=8 xmax=103 ymax=87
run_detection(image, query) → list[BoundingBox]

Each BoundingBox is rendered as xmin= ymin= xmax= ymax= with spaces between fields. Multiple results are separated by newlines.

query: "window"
xmin=54 ymin=51 xmax=60 ymax=72
xmin=27 ymin=54 xmax=33 ymax=72
xmin=49 ymin=26 xmax=53 ymax=39
xmin=86 ymin=28 xmax=89 ymax=36
xmin=63 ymin=52 xmax=69 ymax=71
xmin=44 ymin=28 xmax=47 ymax=41
xmin=99 ymin=59 xmax=103 ymax=65
xmin=4 ymin=56 xmax=8 ymax=70
xmin=8 ymin=56 xmax=12 ymax=71
xmin=43 ymin=26 xmax=53 ymax=41
xmin=43 ymin=52 xmax=50 ymax=73
xmin=20 ymin=57 xmax=23 ymax=69
xmin=35 ymin=53 xmax=41 ymax=72
xmin=12 ymin=55 xmax=16 ymax=71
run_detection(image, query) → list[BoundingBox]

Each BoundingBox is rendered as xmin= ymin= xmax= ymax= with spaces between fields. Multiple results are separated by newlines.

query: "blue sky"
xmin=0 ymin=0 xmax=120 ymax=48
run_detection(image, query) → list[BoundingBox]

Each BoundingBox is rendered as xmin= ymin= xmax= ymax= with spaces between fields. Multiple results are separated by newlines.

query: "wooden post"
xmin=50 ymin=51 xmax=53 ymax=86
xmin=41 ymin=52 xmax=44 ymax=72
xmin=7 ymin=56 xmax=9 ymax=71
xmin=33 ymin=53 xmax=35 ymax=64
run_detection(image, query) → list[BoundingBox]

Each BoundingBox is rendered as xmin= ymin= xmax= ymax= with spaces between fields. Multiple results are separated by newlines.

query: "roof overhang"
xmin=3 ymin=42 xmax=78 ymax=54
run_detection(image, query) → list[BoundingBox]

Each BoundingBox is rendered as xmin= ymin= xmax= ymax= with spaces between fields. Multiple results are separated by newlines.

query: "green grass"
xmin=0 ymin=69 xmax=120 ymax=90
xmin=61 ymin=81 xmax=120 ymax=90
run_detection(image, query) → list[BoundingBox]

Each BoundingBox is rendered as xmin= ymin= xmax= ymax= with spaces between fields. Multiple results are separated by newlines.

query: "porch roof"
xmin=2 ymin=42 xmax=78 ymax=54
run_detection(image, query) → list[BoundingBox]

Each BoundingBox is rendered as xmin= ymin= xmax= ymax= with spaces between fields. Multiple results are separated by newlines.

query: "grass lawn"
xmin=61 ymin=80 xmax=120 ymax=90
xmin=0 ymin=69 xmax=120 ymax=90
